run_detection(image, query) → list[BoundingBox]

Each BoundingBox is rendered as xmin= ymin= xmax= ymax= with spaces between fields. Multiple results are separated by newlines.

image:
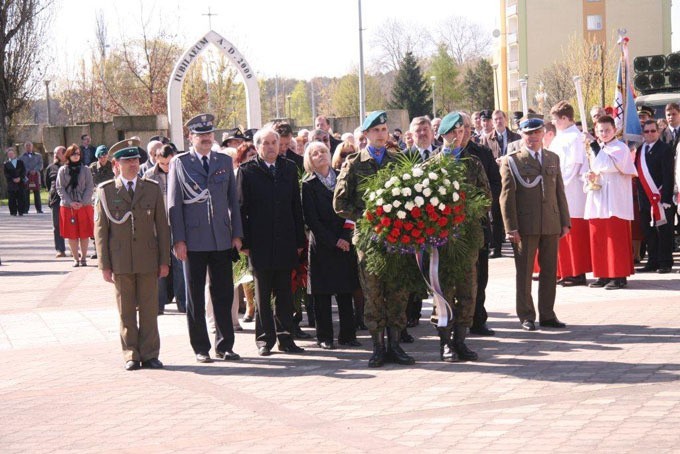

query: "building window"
xmin=586 ymin=0 xmax=601 ymax=2
xmin=587 ymin=15 xmax=603 ymax=31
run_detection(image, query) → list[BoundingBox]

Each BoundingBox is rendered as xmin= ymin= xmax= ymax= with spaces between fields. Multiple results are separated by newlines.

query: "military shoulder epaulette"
xmin=98 ymin=179 xmax=115 ymax=189
xmin=175 ymin=151 xmax=190 ymax=159
xmin=142 ymin=177 xmax=159 ymax=184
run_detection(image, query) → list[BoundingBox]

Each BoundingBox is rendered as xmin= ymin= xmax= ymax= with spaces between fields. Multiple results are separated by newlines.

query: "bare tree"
xmin=370 ymin=18 xmax=431 ymax=73
xmin=0 ymin=0 xmax=53 ymax=146
xmin=435 ymin=16 xmax=492 ymax=65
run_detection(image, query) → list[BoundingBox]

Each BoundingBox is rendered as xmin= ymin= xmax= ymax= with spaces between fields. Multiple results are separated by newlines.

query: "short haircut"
xmin=550 ymin=101 xmax=575 ymax=121
xmin=595 ymin=115 xmax=616 ymax=128
xmin=409 ymin=116 xmax=432 ymax=131
xmin=544 ymin=122 xmax=557 ymax=134
xmin=665 ymin=103 xmax=680 ymax=113
xmin=643 ymin=119 xmax=658 ymax=130
xmin=272 ymin=121 xmax=293 ymax=137
xmin=303 ymin=141 xmax=331 ymax=174
xmin=158 ymin=144 xmax=176 ymax=159
xmin=309 ymin=128 xmax=329 ymax=142
xmin=315 ymin=115 xmax=329 ymax=126
xmin=81 ymin=134 xmax=89 ymax=141
xmin=147 ymin=140 xmax=163 ymax=155
xmin=253 ymin=127 xmax=279 ymax=148
xmin=64 ymin=143 xmax=80 ymax=161
xmin=492 ymin=110 xmax=507 ymax=119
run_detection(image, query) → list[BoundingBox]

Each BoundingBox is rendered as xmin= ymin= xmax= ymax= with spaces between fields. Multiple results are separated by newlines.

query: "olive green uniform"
xmin=333 ymin=147 xmax=408 ymax=332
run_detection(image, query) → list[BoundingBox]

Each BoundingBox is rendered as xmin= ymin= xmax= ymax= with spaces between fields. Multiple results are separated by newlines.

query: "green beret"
xmin=361 ymin=110 xmax=388 ymax=132
xmin=438 ymin=112 xmax=463 ymax=136
xmin=95 ymin=145 xmax=108 ymax=158
xmin=110 ymin=139 xmax=141 ymax=160
xmin=185 ymin=113 xmax=215 ymax=134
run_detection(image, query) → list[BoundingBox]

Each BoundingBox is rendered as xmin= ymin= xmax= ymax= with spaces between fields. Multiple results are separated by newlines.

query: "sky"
xmin=49 ymin=0 xmax=500 ymax=81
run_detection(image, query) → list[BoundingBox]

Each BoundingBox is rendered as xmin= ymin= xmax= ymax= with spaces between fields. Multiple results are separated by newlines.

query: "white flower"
xmin=396 ymin=210 xmax=406 ymax=219
xmin=423 ymin=187 xmax=432 ymax=197
xmin=385 ymin=180 xmax=393 ymax=188
xmin=452 ymin=192 xmax=460 ymax=202
xmin=414 ymin=196 xmax=425 ymax=207
xmin=383 ymin=203 xmax=393 ymax=213
xmin=441 ymin=168 xmax=449 ymax=175
xmin=428 ymin=172 xmax=438 ymax=180
xmin=391 ymin=187 xmax=401 ymax=197
xmin=369 ymin=192 xmax=376 ymax=201
xmin=453 ymin=181 xmax=460 ymax=190
xmin=430 ymin=197 xmax=440 ymax=206
xmin=392 ymin=200 xmax=402 ymax=208
xmin=438 ymin=187 xmax=447 ymax=195
xmin=404 ymin=201 xmax=415 ymax=210
xmin=422 ymin=178 xmax=430 ymax=187
xmin=414 ymin=183 xmax=423 ymax=193
xmin=438 ymin=203 xmax=446 ymax=211
xmin=401 ymin=187 xmax=412 ymax=197
xmin=376 ymin=189 xmax=384 ymax=196
xmin=402 ymin=173 xmax=411 ymax=180
xmin=376 ymin=198 xmax=384 ymax=206
xmin=412 ymin=167 xmax=424 ymax=177
xmin=443 ymin=178 xmax=451 ymax=186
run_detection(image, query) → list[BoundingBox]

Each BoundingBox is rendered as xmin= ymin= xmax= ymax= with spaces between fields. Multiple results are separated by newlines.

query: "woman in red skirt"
xmin=56 ymin=144 xmax=95 ymax=266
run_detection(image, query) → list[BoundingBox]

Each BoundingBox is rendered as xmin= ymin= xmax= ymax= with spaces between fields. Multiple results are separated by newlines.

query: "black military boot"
xmin=437 ymin=327 xmax=458 ymax=362
xmin=385 ymin=327 xmax=415 ymax=365
xmin=368 ymin=331 xmax=385 ymax=368
xmin=453 ymin=325 xmax=478 ymax=361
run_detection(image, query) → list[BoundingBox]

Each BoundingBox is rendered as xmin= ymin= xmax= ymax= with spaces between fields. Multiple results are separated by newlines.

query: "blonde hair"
xmin=303 ymin=141 xmax=331 ymax=174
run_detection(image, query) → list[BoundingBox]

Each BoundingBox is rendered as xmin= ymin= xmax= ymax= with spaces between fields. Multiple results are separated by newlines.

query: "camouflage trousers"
xmin=357 ymin=250 xmax=408 ymax=333
xmin=430 ymin=253 xmax=478 ymax=329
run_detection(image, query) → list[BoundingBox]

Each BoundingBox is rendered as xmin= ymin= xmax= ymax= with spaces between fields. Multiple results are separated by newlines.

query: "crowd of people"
xmin=4 ymin=101 xmax=679 ymax=371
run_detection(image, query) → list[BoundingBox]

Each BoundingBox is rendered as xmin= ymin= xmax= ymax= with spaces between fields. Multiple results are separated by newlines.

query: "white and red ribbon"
xmin=637 ymin=148 xmax=667 ymax=227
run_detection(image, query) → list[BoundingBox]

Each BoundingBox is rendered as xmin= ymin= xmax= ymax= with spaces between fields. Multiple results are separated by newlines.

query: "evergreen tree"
xmin=462 ymin=58 xmax=495 ymax=112
xmin=388 ymin=51 xmax=431 ymax=118
xmin=428 ymin=43 xmax=462 ymax=116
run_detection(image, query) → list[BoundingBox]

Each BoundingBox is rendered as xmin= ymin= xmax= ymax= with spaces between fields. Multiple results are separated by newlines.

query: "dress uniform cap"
xmin=95 ymin=145 xmax=109 ymax=158
xmin=185 ymin=113 xmax=215 ymax=134
xmin=479 ymin=109 xmax=493 ymax=120
xmin=150 ymin=135 xmax=170 ymax=144
xmin=438 ymin=112 xmax=463 ymax=136
xmin=110 ymin=139 xmax=142 ymax=160
xmin=221 ymin=128 xmax=245 ymax=145
xmin=519 ymin=117 xmax=544 ymax=132
xmin=361 ymin=110 xmax=388 ymax=132
xmin=243 ymin=128 xmax=258 ymax=141
xmin=637 ymin=105 xmax=655 ymax=117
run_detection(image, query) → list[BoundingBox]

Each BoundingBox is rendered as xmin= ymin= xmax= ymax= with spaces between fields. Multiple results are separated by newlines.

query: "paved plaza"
xmin=1 ymin=206 xmax=679 ymax=453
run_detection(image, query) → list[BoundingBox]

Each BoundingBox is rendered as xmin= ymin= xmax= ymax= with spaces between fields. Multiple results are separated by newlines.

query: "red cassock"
xmin=588 ymin=217 xmax=634 ymax=278
xmin=556 ymin=218 xmax=592 ymax=277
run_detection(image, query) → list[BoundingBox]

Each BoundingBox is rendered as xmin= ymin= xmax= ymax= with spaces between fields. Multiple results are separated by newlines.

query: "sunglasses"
xmin=72 ymin=152 xmax=81 ymax=155
xmin=642 ymin=129 xmax=658 ymax=133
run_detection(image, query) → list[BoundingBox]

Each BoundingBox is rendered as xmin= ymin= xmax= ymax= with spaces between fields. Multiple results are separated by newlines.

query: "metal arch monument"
xmin=167 ymin=30 xmax=262 ymax=145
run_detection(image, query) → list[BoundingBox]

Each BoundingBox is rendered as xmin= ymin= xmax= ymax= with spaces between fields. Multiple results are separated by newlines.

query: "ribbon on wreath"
xmin=415 ymin=247 xmax=454 ymax=327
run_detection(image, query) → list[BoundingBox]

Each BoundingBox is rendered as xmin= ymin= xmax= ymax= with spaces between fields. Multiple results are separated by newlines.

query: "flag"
xmin=613 ymin=60 xmax=624 ymax=131
xmin=620 ymin=36 xmax=642 ymax=142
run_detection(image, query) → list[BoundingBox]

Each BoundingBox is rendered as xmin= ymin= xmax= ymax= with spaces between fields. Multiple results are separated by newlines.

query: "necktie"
xmin=201 ymin=155 xmax=209 ymax=174
xmin=422 ymin=148 xmax=429 ymax=160
xmin=127 ymin=181 xmax=134 ymax=199
xmin=269 ymin=165 xmax=276 ymax=178
xmin=643 ymin=144 xmax=650 ymax=156
xmin=497 ymin=133 xmax=505 ymax=155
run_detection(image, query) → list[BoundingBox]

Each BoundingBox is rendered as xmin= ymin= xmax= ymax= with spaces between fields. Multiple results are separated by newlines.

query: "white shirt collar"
xmin=643 ymin=140 xmax=657 ymax=149
xmin=120 ymin=175 xmax=138 ymax=191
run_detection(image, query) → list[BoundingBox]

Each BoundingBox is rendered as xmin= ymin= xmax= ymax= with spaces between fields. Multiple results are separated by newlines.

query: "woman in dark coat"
xmin=301 ymin=141 xmax=360 ymax=349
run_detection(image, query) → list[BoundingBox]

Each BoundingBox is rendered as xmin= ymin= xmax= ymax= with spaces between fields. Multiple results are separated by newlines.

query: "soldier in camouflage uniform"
xmin=333 ymin=111 xmax=415 ymax=368
xmin=430 ymin=112 xmax=491 ymax=362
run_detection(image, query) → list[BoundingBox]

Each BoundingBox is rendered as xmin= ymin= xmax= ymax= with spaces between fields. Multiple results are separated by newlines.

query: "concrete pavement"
xmin=1 ymin=206 xmax=679 ymax=453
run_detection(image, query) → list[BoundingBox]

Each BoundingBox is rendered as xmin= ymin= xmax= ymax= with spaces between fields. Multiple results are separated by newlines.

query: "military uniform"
xmin=90 ymin=161 xmax=115 ymax=186
xmin=499 ymin=119 xmax=571 ymax=329
xmin=94 ymin=140 xmax=170 ymax=368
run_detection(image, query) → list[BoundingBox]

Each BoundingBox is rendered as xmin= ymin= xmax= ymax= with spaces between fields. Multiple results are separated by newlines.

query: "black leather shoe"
xmin=604 ymin=278 xmax=626 ymax=290
xmin=278 ymin=343 xmax=305 ymax=353
xmin=400 ymin=329 xmax=415 ymax=343
xmin=195 ymin=353 xmax=213 ymax=363
xmin=216 ymin=350 xmax=241 ymax=360
xmin=242 ymin=315 xmax=254 ymax=323
xmin=539 ymin=319 xmax=566 ymax=328
xmin=561 ymin=275 xmax=587 ymax=286
xmin=636 ymin=265 xmax=658 ymax=272
xmin=294 ymin=326 xmax=312 ymax=339
xmin=490 ymin=250 xmax=502 ymax=258
xmin=317 ymin=341 xmax=335 ymax=350
xmin=368 ymin=332 xmax=385 ymax=368
xmin=658 ymin=267 xmax=672 ymax=274
xmin=125 ymin=360 xmax=140 ymax=371
xmin=141 ymin=358 xmax=164 ymax=369
xmin=521 ymin=320 xmax=536 ymax=331
xmin=338 ymin=339 xmax=362 ymax=347
xmin=406 ymin=318 xmax=419 ymax=328
xmin=589 ymin=278 xmax=610 ymax=288
xmin=90 ymin=253 xmax=98 ymax=260
xmin=469 ymin=324 xmax=495 ymax=336
xmin=258 ymin=346 xmax=271 ymax=356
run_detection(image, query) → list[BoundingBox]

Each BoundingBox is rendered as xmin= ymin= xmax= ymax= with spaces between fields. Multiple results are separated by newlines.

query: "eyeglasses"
xmin=642 ymin=129 xmax=658 ymax=134
xmin=72 ymin=152 xmax=81 ymax=155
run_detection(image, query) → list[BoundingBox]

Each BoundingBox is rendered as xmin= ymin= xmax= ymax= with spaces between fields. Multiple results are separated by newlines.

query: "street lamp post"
xmin=286 ymin=95 xmax=292 ymax=121
xmin=491 ymin=64 xmax=499 ymax=110
xmin=430 ymin=76 xmax=436 ymax=118
xmin=44 ymin=80 xmax=52 ymax=126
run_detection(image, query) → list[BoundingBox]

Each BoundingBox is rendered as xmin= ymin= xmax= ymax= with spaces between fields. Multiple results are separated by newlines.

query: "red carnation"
xmin=454 ymin=214 xmax=466 ymax=224
xmin=394 ymin=219 xmax=404 ymax=229
xmin=416 ymin=237 xmax=426 ymax=244
xmin=437 ymin=217 xmax=448 ymax=227
xmin=442 ymin=205 xmax=452 ymax=215
xmin=411 ymin=229 xmax=422 ymax=238
xmin=425 ymin=227 xmax=436 ymax=236
xmin=460 ymin=191 xmax=466 ymax=200
xmin=401 ymin=235 xmax=411 ymax=244
xmin=425 ymin=203 xmax=435 ymax=213
xmin=417 ymin=220 xmax=425 ymax=229
xmin=387 ymin=235 xmax=397 ymax=243
xmin=439 ymin=230 xmax=449 ymax=238
xmin=381 ymin=217 xmax=391 ymax=227
xmin=390 ymin=228 xmax=401 ymax=237
xmin=365 ymin=211 xmax=374 ymax=221
xmin=411 ymin=206 xmax=422 ymax=218
xmin=376 ymin=206 xmax=384 ymax=216
xmin=403 ymin=222 xmax=414 ymax=231
xmin=428 ymin=211 xmax=439 ymax=221
xmin=374 ymin=225 xmax=383 ymax=233
xmin=453 ymin=204 xmax=464 ymax=214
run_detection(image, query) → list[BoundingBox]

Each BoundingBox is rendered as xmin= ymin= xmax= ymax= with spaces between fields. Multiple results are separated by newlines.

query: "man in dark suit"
xmin=635 ymin=120 xmax=675 ymax=273
xmin=460 ymin=113 xmax=501 ymax=336
xmin=315 ymin=115 xmax=342 ymax=153
xmin=237 ymin=127 xmax=307 ymax=356
xmin=80 ymin=134 xmax=97 ymax=166
xmin=500 ymin=118 xmax=571 ymax=331
xmin=3 ymin=147 xmax=26 ymax=216
xmin=167 ymin=113 xmax=244 ymax=363
xmin=273 ymin=121 xmax=304 ymax=172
